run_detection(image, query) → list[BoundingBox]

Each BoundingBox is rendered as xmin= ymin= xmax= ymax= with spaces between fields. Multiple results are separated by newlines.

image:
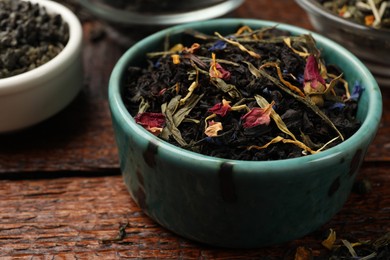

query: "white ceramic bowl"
xmin=0 ymin=0 xmax=83 ymax=133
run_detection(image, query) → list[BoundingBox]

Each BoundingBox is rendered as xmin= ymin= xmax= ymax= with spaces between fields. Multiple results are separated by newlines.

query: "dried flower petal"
xmin=134 ymin=112 xmax=165 ymax=136
xmin=184 ymin=43 xmax=201 ymax=54
xmin=171 ymin=54 xmax=180 ymax=64
xmin=254 ymin=96 xmax=296 ymax=140
xmin=209 ymin=53 xmax=231 ymax=80
xmin=208 ymin=99 xmax=231 ymax=117
xmin=158 ymin=88 xmax=167 ymax=96
xmin=328 ymin=102 xmax=346 ymax=110
xmin=365 ymin=15 xmax=376 ymax=26
xmin=215 ymin=32 xmax=261 ymax=59
xmin=303 ymin=55 xmax=327 ymax=106
xmin=205 ymin=121 xmax=223 ymax=137
xmin=294 ymin=246 xmax=312 ymax=260
xmin=241 ymin=104 xmax=273 ymax=129
xmin=260 ymin=62 xmax=305 ymax=97
xmin=169 ymin=43 xmax=184 ymax=52
xmin=208 ymin=40 xmax=227 ymax=51
xmin=349 ymin=81 xmax=364 ymax=101
xmin=284 ymin=37 xmax=310 ymax=58
xmin=322 ymin=229 xmax=337 ymax=250
xmin=304 ymin=55 xmax=326 ymax=92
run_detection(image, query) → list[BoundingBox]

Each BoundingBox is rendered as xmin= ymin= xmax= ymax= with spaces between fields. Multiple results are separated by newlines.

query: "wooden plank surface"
xmin=0 ymin=164 xmax=389 ymax=259
xmin=0 ymin=0 xmax=389 ymax=173
xmin=0 ymin=0 xmax=389 ymax=258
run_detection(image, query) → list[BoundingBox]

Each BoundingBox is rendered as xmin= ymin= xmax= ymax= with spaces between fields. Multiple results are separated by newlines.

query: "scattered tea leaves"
xmin=100 ymin=222 xmax=129 ymax=244
xmin=323 ymin=230 xmax=390 ymax=259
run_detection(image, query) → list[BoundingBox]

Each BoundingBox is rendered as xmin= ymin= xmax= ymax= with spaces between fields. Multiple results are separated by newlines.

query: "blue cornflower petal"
xmin=350 ymin=81 xmax=364 ymax=101
xmin=208 ymin=40 xmax=227 ymax=51
xmin=329 ymin=102 xmax=346 ymax=110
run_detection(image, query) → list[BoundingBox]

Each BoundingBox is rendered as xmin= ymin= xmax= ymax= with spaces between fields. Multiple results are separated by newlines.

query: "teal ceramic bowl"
xmin=108 ymin=19 xmax=382 ymax=248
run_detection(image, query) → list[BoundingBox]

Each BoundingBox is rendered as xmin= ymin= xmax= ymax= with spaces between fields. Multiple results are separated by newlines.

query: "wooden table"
xmin=1 ymin=0 xmax=389 ymax=258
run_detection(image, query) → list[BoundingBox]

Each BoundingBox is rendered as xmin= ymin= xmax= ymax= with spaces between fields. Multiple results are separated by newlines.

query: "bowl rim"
xmin=78 ymin=0 xmax=244 ymax=26
xmin=0 ymin=0 xmax=83 ymax=95
xmin=109 ymin=18 xmax=382 ymax=172
xmin=295 ymin=0 xmax=390 ymax=38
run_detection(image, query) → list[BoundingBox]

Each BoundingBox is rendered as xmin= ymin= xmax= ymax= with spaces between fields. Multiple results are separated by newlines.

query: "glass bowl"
xmin=78 ymin=0 xmax=244 ymax=26
xmin=296 ymin=0 xmax=390 ymax=87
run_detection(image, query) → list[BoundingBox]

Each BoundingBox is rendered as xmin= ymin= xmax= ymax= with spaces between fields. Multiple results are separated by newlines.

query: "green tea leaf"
xmin=211 ymin=78 xmax=242 ymax=99
xmin=138 ymin=97 xmax=150 ymax=114
xmin=173 ymin=94 xmax=203 ymax=126
xmin=161 ymin=96 xmax=188 ymax=146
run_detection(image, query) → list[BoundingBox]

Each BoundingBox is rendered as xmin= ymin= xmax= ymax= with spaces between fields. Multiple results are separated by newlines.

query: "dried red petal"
xmin=209 ymin=53 xmax=231 ymax=80
xmin=134 ymin=112 xmax=165 ymax=135
xmin=304 ymin=55 xmax=326 ymax=90
xmin=158 ymin=88 xmax=167 ymax=96
xmin=208 ymin=99 xmax=231 ymax=117
xmin=210 ymin=63 xmax=230 ymax=79
xmin=241 ymin=107 xmax=272 ymax=128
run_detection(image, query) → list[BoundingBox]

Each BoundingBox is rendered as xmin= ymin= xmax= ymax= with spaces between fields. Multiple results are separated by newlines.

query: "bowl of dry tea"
xmin=296 ymin=0 xmax=390 ymax=87
xmin=0 ymin=0 xmax=83 ymax=132
xmin=108 ymin=18 xmax=382 ymax=248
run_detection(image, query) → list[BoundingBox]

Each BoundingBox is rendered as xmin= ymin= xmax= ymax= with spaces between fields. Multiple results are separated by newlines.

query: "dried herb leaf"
xmin=255 ymin=94 xmax=297 ymax=141
xmin=174 ymin=94 xmax=203 ymax=126
xmin=161 ymin=96 xmax=188 ymax=146
xmin=215 ymin=32 xmax=261 ymax=59
xmin=248 ymin=136 xmax=317 ymax=154
xmin=210 ymin=78 xmax=242 ymax=99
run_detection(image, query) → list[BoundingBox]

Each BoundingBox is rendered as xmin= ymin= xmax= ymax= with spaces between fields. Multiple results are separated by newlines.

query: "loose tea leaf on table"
xmin=0 ymin=0 xmax=69 ymax=79
xmin=122 ymin=26 xmax=362 ymax=161
xmin=321 ymin=229 xmax=390 ymax=259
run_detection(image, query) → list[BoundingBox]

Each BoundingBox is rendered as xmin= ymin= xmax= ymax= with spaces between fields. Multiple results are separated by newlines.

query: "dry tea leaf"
xmin=123 ymin=26 xmax=361 ymax=160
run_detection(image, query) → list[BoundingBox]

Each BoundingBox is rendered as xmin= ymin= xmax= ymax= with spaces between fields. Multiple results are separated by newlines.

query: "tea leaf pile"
xmin=0 ymin=0 xmax=69 ymax=79
xmin=123 ymin=26 xmax=362 ymax=161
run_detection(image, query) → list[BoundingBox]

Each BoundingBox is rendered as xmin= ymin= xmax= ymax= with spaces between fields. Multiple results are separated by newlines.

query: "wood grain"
xmin=0 ymin=0 xmax=389 ymax=258
xmin=0 ymin=0 xmax=388 ymax=173
xmin=0 ymin=164 xmax=389 ymax=259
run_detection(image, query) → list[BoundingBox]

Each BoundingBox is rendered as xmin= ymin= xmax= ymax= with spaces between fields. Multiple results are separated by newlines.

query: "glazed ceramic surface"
xmin=296 ymin=0 xmax=390 ymax=87
xmin=0 ymin=0 xmax=83 ymax=133
xmin=109 ymin=19 xmax=382 ymax=248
